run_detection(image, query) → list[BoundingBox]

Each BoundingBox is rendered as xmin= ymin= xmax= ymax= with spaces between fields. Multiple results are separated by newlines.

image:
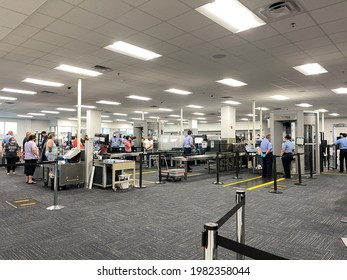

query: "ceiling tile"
xmin=115 ymin=9 xmax=161 ymax=31
xmin=144 ymin=22 xmax=185 ymax=41
xmin=120 ymin=0 xmax=150 ymax=7
xmin=336 ymin=42 xmax=347 ymax=51
xmin=150 ymin=42 xmax=181 ymax=55
xmin=188 ymin=43 xmax=222 ymax=56
xmin=253 ymin=35 xmax=290 ymax=49
xmin=312 ymin=52 xmax=345 ymax=63
xmin=310 ymin=1 xmax=347 ymax=24
xmin=0 ymin=0 xmax=47 ymax=15
xmin=64 ymin=40 xmax=100 ymax=54
xmin=61 ymin=7 xmax=109 ymax=29
xmin=45 ymin=20 xmax=89 ymax=38
xmin=267 ymin=43 xmax=302 ymax=56
xmin=284 ymin=26 xmax=325 ymax=42
xmin=270 ymin=13 xmax=316 ymax=34
xmin=168 ymin=33 xmax=204 ymax=49
xmin=78 ymin=31 xmax=113 ymax=47
xmin=4 ymin=52 xmax=36 ymax=63
xmin=329 ymin=31 xmax=347 ymax=44
xmin=139 ymin=0 xmax=190 ymax=21
xmin=124 ymin=32 xmax=161 ymax=48
xmin=2 ymin=34 xmax=27 ymax=45
xmin=37 ymin=0 xmax=74 ymax=18
xmin=12 ymin=24 xmax=40 ymax=38
xmin=295 ymin=36 xmax=332 ymax=50
xmin=23 ymin=12 xmax=55 ymax=29
xmin=0 ymin=26 xmax=12 ymax=40
xmin=304 ymin=45 xmax=340 ymax=56
xmin=301 ymin=0 xmax=344 ymax=11
xmin=11 ymin=46 xmax=46 ymax=58
xmin=191 ymin=23 xmax=231 ymax=42
xmin=79 ymin=0 xmax=132 ymax=20
xmin=33 ymin=30 xmax=72 ymax=46
xmin=95 ymin=21 xmax=137 ymax=40
xmin=210 ymin=35 xmax=247 ymax=49
xmin=178 ymin=0 xmax=211 ymax=9
xmin=0 ymin=7 xmax=28 ymax=29
xmin=0 ymin=42 xmax=17 ymax=52
xmin=31 ymin=58 xmax=59 ymax=68
xmin=321 ymin=17 xmax=347 ymax=34
xmin=238 ymin=25 xmax=278 ymax=42
xmin=22 ymin=39 xmax=57 ymax=52
xmin=63 ymin=0 xmax=83 ymax=5
xmin=168 ymin=10 xmax=211 ymax=32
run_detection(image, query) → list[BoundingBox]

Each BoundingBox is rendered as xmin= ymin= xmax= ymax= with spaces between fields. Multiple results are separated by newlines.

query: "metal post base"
xmin=134 ymin=184 xmax=147 ymax=188
xmin=294 ymin=183 xmax=307 ymax=186
xmin=213 ymin=181 xmax=223 ymax=185
xmin=341 ymin=217 xmax=347 ymax=223
xmin=269 ymin=190 xmax=283 ymax=194
xmin=46 ymin=205 xmax=64 ymax=211
xmin=156 ymin=181 xmax=166 ymax=184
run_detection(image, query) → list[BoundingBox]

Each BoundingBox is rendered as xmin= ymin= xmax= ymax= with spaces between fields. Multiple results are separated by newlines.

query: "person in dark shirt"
xmin=1 ymin=136 xmax=20 ymax=175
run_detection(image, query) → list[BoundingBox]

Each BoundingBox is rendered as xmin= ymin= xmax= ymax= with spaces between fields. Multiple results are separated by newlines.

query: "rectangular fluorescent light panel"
xmin=17 ymin=115 xmax=33 ymax=118
xmin=296 ymin=103 xmax=312 ymax=108
xmin=96 ymin=100 xmax=121 ymax=105
xmin=113 ymin=113 xmax=128 ymax=116
xmin=1 ymin=88 xmax=36 ymax=95
xmin=126 ymin=95 xmax=152 ymax=101
xmin=256 ymin=107 xmax=269 ymax=111
xmin=101 ymin=115 xmax=110 ymax=118
xmin=158 ymin=108 xmax=173 ymax=112
xmin=57 ymin=107 xmax=76 ymax=112
xmin=41 ymin=110 xmax=60 ymax=114
xmin=316 ymin=109 xmax=328 ymax=113
xmin=165 ymin=88 xmax=192 ymax=95
xmin=169 ymin=115 xmax=180 ymax=118
xmin=222 ymin=100 xmax=241 ymax=105
xmin=246 ymin=114 xmax=258 ymax=117
xmin=55 ymin=64 xmax=102 ymax=77
xmin=293 ymin=63 xmax=328 ymax=75
xmin=271 ymin=95 xmax=289 ymax=100
xmin=105 ymin=41 xmax=161 ymax=61
xmin=329 ymin=113 xmax=340 ymax=116
xmin=102 ymin=120 xmax=113 ymax=123
xmin=134 ymin=111 xmax=148 ymax=114
xmin=28 ymin=113 xmax=46 ymax=116
xmin=149 ymin=116 xmax=159 ymax=119
xmin=131 ymin=117 xmax=142 ymax=120
xmin=331 ymin=88 xmax=347 ymax=94
xmin=0 ymin=96 xmax=17 ymax=100
xmin=197 ymin=117 xmax=206 ymax=120
xmin=196 ymin=0 xmax=266 ymax=33
xmin=22 ymin=78 xmax=64 ymax=87
xmin=186 ymin=105 xmax=204 ymax=108
xmin=116 ymin=119 xmax=127 ymax=122
xmin=192 ymin=112 xmax=205 ymax=116
xmin=217 ymin=78 xmax=247 ymax=87
xmin=75 ymin=105 xmax=96 ymax=109
xmin=240 ymin=118 xmax=249 ymax=121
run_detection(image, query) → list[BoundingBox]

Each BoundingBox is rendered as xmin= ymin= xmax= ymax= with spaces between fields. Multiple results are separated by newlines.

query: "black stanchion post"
xmin=235 ymin=190 xmax=245 ymax=259
xmin=213 ymin=152 xmax=223 ymax=185
xmin=233 ymin=151 xmax=242 ymax=179
xmin=307 ymin=145 xmax=316 ymax=179
xmin=135 ymin=153 xmax=146 ymax=188
xmin=334 ymin=145 xmax=338 ymax=169
xmin=295 ymin=153 xmax=306 ymax=186
xmin=46 ymin=162 xmax=64 ymax=211
xmin=203 ymin=222 xmax=218 ymax=260
xmin=327 ymin=146 xmax=330 ymax=170
xmin=156 ymin=152 xmax=165 ymax=184
xmin=269 ymin=156 xmax=282 ymax=194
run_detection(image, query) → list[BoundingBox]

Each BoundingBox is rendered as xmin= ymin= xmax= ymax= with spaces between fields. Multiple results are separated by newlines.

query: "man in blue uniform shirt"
xmin=183 ymin=130 xmax=194 ymax=172
xmin=335 ymin=133 xmax=347 ymax=173
xmin=280 ymin=135 xmax=294 ymax=178
xmin=260 ymin=134 xmax=273 ymax=178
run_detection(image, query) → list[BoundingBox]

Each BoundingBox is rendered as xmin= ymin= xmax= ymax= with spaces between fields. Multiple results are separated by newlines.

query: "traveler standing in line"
xmin=131 ymin=136 xmax=137 ymax=152
xmin=45 ymin=134 xmax=58 ymax=177
xmin=40 ymin=131 xmax=48 ymax=161
xmin=1 ymin=136 xmax=20 ymax=175
xmin=2 ymin=130 xmax=14 ymax=148
xmin=24 ymin=134 xmax=39 ymax=184
xmin=144 ymin=136 xmax=153 ymax=167
xmin=280 ymin=135 xmax=294 ymax=179
xmin=335 ymin=133 xmax=347 ymax=173
xmin=22 ymin=132 xmax=31 ymax=175
xmin=260 ymin=134 xmax=273 ymax=178
xmin=110 ymin=132 xmax=121 ymax=153
xmin=183 ymin=130 xmax=194 ymax=172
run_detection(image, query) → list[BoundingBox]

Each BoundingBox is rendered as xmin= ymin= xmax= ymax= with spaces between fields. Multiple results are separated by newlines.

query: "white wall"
xmin=321 ymin=117 xmax=347 ymax=144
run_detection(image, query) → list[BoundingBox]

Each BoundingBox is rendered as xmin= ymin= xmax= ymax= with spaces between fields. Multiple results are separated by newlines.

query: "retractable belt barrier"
xmin=145 ymin=152 xmax=165 ymax=185
xmin=202 ymin=190 xmax=287 ymax=260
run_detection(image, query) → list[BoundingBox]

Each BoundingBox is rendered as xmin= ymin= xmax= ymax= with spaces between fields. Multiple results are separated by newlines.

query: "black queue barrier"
xmin=213 ymin=152 xmax=223 ymax=185
xmin=232 ymin=151 xmax=242 ymax=179
xmin=155 ymin=152 xmax=165 ymax=185
xmin=307 ymin=145 xmax=316 ymax=180
xmin=294 ymin=153 xmax=306 ymax=186
xmin=269 ymin=155 xmax=282 ymax=194
xmin=202 ymin=190 xmax=287 ymax=260
xmin=134 ymin=153 xmax=146 ymax=188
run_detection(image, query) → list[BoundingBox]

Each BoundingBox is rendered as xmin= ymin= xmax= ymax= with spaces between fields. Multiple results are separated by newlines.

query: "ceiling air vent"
xmin=41 ymin=90 xmax=56 ymax=94
xmin=150 ymin=105 xmax=158 ymax=108
xmin=93 ymin=65 xmax=113 ymax=73
xmin=258 ymin=0 xmax=302 ymax=21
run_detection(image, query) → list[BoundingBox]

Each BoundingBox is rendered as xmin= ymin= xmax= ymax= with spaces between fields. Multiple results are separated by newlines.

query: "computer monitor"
xmin=194 ymin=137 xmax=203 ymax=144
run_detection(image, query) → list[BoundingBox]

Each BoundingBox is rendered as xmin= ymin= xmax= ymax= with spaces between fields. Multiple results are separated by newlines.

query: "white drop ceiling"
xmin=0 ymin=0 xmax=347 ymax=123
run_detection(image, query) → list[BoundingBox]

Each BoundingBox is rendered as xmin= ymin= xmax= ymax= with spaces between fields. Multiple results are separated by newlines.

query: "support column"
xmin=260 ymin=108 xmax=263 ymax=138
xmin=77 ymin=79 xmax=82 ymax=150
xmin=252 ymin=100 xmax=256 ymax=146
xmin=321 ymin=112 xmax=325 ymax=133
xmin=86 ymin=110 xmax=101 ymax=137
xmin=189 ymin=119 xmax=198 ymax=135
xmin=221 ymin=106 xmax=236 ymax=142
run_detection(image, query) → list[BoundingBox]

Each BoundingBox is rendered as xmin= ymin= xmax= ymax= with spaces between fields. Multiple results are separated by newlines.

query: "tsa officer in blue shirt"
xmin=280 ymin=135 xmax=294 ymax=178
xmin=183 ymin=130 xmax=194 ymax=172
xmin=335 ymin=133 xmax=347 ymax=173
xmin=260 ymin=134 xmax=273 ymax=178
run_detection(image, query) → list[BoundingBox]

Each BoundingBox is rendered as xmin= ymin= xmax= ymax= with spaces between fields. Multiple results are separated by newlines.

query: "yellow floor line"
xmin=142 ymin=180 xmax=155 ymax=184
xmin=223 ymin=176 xmax=262 ymax=187
xmin=13 ymin=199 xmax=30 ymax=203
xmin=247 ymin=178 xmax=285 ymax=191
xmin=322 ymin=172 xmax=347 ymax=176
xmin=187 ymin=173 xmax=201 ymax=177
xmin=18 ymin=202 xmax=37 ymax=207
xmin=135 ymin=170 xmax=157 ymax=175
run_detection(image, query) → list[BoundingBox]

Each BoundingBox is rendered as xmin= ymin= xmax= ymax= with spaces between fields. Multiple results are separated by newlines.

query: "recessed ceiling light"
xmin=177 ymin=118 xmax=187 ymax=121
xmin=271 ymin=95 xmax=289 ymax=100
xmin=55 ymin=64 xmax=102 ymax=77
xmin=57 ymin=107 xmax=76 ymax=112
xmin=296 ymin=103 xmax=312 ymax=108
xmin=113 ymin=113 xmax=128 ymax=116
xmin=169 ymin=114 xmax=180 ymax=117
xmin=316 ymin=109 xmax=328 ymax=113
xmin=166 ymin=122 xmax=174 ymax=125
xmin=17 ymin=114 xmax=33 ymax=118
xmin=68 ymin=118 xmax=78 ymax=121
xmin=293 ymin=63 xmax=328 ymax=75
xmin=192 ymin=112 xmax=205 ymax=116
xmin=131 ymin=117 xmax=142 ymax=120
xmin=134 ymin=111 xmax=148 ymax=114
xmin=149 ymin=116 xmax=159 ymax=119
xmin=186 ymin=105 xmax=204 ymax=108
xmin=41 ymin=110 xmax=60 ymax=114
xmin=196 ymin=0 xmax=266 ymax=33
xmin=96 ymin=100 xmax=121 ymax=105
xmin=222 ymin=100 xmax=241 ymax=105
xmin=116 ymin=119 xmax=127 ymax=122
xmin=240 ymin=118 xmax=249 ymax=121
xmin=75 ymin=105 xmax=96 ymax=109
xmin=331 ymin=88 xmax=347 ymax=94
xmin=28 ymin=113 xmax=46 ymax=116
xmin=246 ymin=114 xmax=258 ymax=117
xmin=158 ymin=108 xmax=173 ymax=112
xmin=126 ymin=95 xmax=152 ymax=101
xmin=102 ymin=120 xmax=113 ymax=123
xmin=1 ymin=88 xmax=36 ymax=95
xmin=197 ymin=117 xmax=206 ymax=120
xmin=22 ymin=78 xmax=64 ymax=87
xmin=329 ymin=113 xmax=340 ymax=116
xmin=104 ymin=41 xmax=161 ymax=61
xmin=0 ymin=96 xmax=17 ymax=100
xmin=256 ymin=107 xmax=269 ymax=111
xmin=199 ymin=121 xmax=208 ymax=123
xmin=217 ymin=78 xmax=247 ymax=87
xmin=165 ymin=88 xmax=192 ymax=95
xmin=101 ymin=115 xmax=110 ymax=118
